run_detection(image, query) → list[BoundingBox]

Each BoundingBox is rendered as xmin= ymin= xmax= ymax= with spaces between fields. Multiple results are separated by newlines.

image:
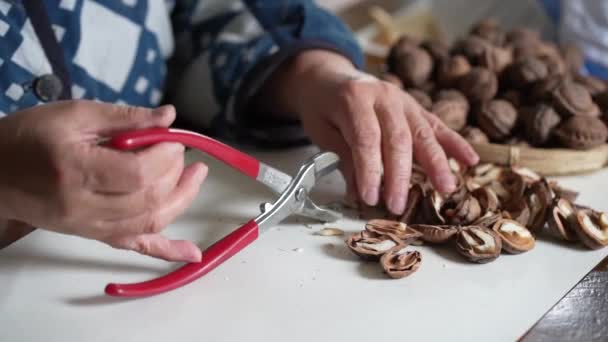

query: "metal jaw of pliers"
xmin=103 ymin=128 xmax=341 ymax=298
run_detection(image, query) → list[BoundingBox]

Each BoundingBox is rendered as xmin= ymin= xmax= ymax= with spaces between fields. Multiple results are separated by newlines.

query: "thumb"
xmin=109 ymin=233 xmax=202 ymax=263
xmin=89 ymin=102 xmax=176 ymax=134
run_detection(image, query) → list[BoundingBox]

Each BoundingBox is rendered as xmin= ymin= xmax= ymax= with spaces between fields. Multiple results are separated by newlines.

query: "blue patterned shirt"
xmin=0 ymin=0 xmax=363 ymax=146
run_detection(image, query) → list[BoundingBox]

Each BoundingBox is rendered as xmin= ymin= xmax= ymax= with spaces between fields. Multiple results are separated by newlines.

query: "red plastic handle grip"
xmin=105 ymin=220 xmax=259 ymax=297
xmin=109 ymin=128 xmax=260 ymax=179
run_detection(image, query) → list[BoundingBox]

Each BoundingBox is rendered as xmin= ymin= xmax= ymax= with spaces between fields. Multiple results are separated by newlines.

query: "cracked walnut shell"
xmin=380 ymin=246 xmax=422 ymax=279
xmin=574 ymin=210 xmax=608 ymax=250
xmin=409 ymin=224 xmax=459 ymax=244
xmin=492 ymin=219 xmax=535 ymax=254
xmin=456 ymin=226 xmax=502 ymax=263
xmin=365 ymin=219 xmax=423 ymax=243
xmin=346 ymin=231 xmax=400 ymax=261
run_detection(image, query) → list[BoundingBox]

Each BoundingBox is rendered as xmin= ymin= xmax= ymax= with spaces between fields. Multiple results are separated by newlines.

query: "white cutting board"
xmin=1 ymin=146 xmax=607 ymax=342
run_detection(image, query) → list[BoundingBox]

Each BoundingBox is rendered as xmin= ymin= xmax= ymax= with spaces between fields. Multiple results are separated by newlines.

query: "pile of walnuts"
xmin=382 ymin=18 xmax=608 ymax=150
xmin=346 ymin=161 xmax=608 ymax=279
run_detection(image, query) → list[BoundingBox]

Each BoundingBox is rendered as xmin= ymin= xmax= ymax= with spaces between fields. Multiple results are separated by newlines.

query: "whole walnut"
xmin=387 ymin=35 xmax=420 ymax=67
xmin=574 ymin=75 xmax=607 ymax=97
xmin=470 ymin=17 xmax=505 ymax=46
xmin=434 ymin=89 xmax=469 ymax=107
xmin=459 ymin=67 xmax=498 ymax=103
xmin=475 ymin=99 xmax=518 ymax=141
xmin=431 ymin=99 xmax=469 ymax=131
xmin=551 ymin=80 xmax=601 ymax=118
xmin=407 ymin=88 xmax=433 ymax=110
xmin=480 ymin=46 xmax=513 ymax=74
xmin=460 ymin=126 xmax=490 ymax=144
xmin=380 ymin=73 xmax=403 ymax=88
xmin=421 ymin=39 xmax=450 ymax=62
xmin=521 ymin=104 xmax=562 ymax=146
xmin=452 ymin=36 xmax=491 ymax=65
xmin=539 ymin=53 xmax=567 ymax=77
xmin=506 ymin=57 xmax=549 ymax=88
xmin=437 ymin=55 xmax=471 ymax=88
xmin=389 ymin=47 xmax=434 ymax=87
xmin=554 ymin=116 xmax=608 ymax=149
xmin=561 ymin=43 xmax=585 ymax=74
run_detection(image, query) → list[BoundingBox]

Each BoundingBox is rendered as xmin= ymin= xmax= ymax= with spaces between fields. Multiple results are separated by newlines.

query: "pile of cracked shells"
xmin=346 ymin=161 xmax=608 ymax=279
xmin=381 ymin=18 xmax=608 ymax=150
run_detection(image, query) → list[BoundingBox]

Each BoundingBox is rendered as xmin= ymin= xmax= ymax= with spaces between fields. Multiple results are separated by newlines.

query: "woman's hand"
xmin=0 ymin=101 xmax=207 ymax=262
xmin=264 ymin=50 xmax=479 ymax=214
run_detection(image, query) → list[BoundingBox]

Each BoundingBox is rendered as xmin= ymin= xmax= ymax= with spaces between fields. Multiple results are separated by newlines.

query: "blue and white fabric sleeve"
xmin=168 ymin=0 xmax=364 ymax=147
xmin=537 ymin=0 xmax=608 ymax=80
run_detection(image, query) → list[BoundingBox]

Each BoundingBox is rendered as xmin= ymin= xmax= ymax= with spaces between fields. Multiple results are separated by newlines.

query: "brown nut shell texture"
xmin=554 ymin=115 xmax=608 ymax=150
xmin=380 ymin=246 xmax=422 ymax=279
xmin=390 ymin=47 xmax=433 ymax=87
xmin=431 ymin=100 xmax=468 ymax=131
xmin=476 ymin=100 xmax=518 ymax=141
xmin=551 ymin=81 xmax=600 ymax=118
xmin=365 ymin=219 xmax=423 ymax=242
xmin=456 ymin=226 xmax=502 ymax=263
xmin=574 ymin=210 xmax=608 ymax=250
xmin=547 ymin=198 xmax=579 ymax=242
xmin=492 ymin=219 xmax=535 ymax=254
xmin=410 ymin=224 xmax=459 ymax=244
xmin=461 ymin=126 xmax=490 ymax=145
xmin=460 ymin=67 xmax=498 ymax=103
xmin=522 ymin=104 xmax=561 ymax=146
xmin=347 ymin=231 xmax=400 ymax=261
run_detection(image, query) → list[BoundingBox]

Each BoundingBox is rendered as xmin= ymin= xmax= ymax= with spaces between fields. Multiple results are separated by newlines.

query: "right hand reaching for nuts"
xmin=0 ymin=101 xmax=208 ymax=262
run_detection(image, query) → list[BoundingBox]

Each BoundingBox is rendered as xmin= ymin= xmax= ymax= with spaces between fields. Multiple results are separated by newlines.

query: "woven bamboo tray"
xmin=470 ymin=143 xmax=608 ymax=176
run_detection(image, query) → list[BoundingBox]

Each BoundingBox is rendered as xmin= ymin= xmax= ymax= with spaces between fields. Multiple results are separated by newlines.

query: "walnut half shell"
xmin=380 ymin=245 xmax=422 ymax=279
xmin=574 ymin=210 xmax=608 ymax=250
xmin=455 ymin=226 xmax=502 ymax=263
xmin=365 ymin=219 xmax=422 ymax=243
xmin=410 ymin=224 xmax=459 ymax=244
xmin=492 ymin=219 xmax=535 ymax=254
xmin=346 ymin=231 xmax=400 ymax=261
xmin=547 ymin=198 xmax=579 ymax=242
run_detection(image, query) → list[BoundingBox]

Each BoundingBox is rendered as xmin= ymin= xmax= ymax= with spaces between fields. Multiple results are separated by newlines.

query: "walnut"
xmin=475 ymin=99 xmax=518 ymax=141
xmin=525 ymin=180 xmax=553 ymax=233
xmin=365 ymin=219 xmax=423 ymax=243
xmin=470 ymin=17 xmax=505 ymax=46
xmin=502 ymin=200 xmax=531 ymax=226
xmin=472 ymin=212 xmax=503 ymax=228
xmin=388 ymin=46 xmax=433 ymax=87
xmin=548 ymin=181 xmax=579 ymax=203
xmin=452 ymin=36 xmax=491 ymax=65
xmin=551 ymin=80 xmax=600 ymax=118
xmin=529 ymin=75 xmax=563 ymax=103
xmin=437 ymin=55 xmax=472 ymax=88
xmin=554 ymin=115 xmax=608 ymax=150
xmin=380 ymin=245 xmax=422 ymax=279
xmin=492 ymin=219 xmax=535 ymax=254
xmin=574 ymin=209 xmax=608 ymax=250
xmin=407 ymin=88 xmax=433 ymax=110
xmin=400 ymin=184 xmax=423 ymax=223
xmin=346 ymin=230 xmax=401 ymax=261
xmin=441 ymin=195 xmax=482 ymax=225
xmin=506 ymin=57 xmax=549 ymax=88
xmin=501 ymin=90 xmax=523 ymax=108
xmin=455 ymin=226 xmax=502 ymax=263
xmin=547 ymin=198 xmax=579 ymax=242
xmin=421 ymin=39 xmax=450 ymax=62
xmin=460 ymin=126 xmax=490 ymax=144
xmin=521 ymin=104 xmax=562 ymax=146
xmin=471 ymin=186 xmax=500 ymax=213
xmin=409 ymin=224 xmax=460 ymax=244
xmin=480 ymin=46 xmax=513 ymax=73
xmin=459 ymin=67 xmax=498 ymax=103
xmin=431 ymin=99 xmax=468 ymax=131
xmin=506 ymin=28 xmax=541 ymax=48
xmin=420 ymin=190 xmax=445 ymax=224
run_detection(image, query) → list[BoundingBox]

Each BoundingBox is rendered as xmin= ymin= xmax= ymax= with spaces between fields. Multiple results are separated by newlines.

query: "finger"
xmin=83 ymin=142 xmax=184 ymax=193
xmin=405 ymin=103 xmax=455 ymax=194
xmin=88 ymin=146 xmax=185 ymax=220
xmin=109 ymin=234 xmax=202 ymax=262
xmin=100 ymin=162 xmax=208 ymax=236
xmin=336 ymin=102 xmax=383 ymax=206
xmin=423 ymin=111 xmax=480 ymax=166
xmin=375 ymin=94 xmax=412 ymax=215
xmin=83 ymin=102 xmax=176 ymax=134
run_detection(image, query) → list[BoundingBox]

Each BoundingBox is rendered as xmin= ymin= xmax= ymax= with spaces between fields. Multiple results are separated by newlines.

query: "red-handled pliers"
xmin=104 ymin=128 xmax=341 ymax=298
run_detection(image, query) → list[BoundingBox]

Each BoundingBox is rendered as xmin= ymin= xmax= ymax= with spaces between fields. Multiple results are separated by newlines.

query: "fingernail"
xmin=362 ymin=186 xmax=379 ymax=206
xmin=388 ymin=194 xmax=406 ymax=215
xmin=187 ymin=248 xmax=202 ymax=263
xmin=439 ymin=174 xmax=456 ymax=193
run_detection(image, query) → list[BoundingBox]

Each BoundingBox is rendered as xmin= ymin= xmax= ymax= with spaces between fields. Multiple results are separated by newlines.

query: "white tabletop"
xmin=1 ymin=146 xmax=607 ymax=342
